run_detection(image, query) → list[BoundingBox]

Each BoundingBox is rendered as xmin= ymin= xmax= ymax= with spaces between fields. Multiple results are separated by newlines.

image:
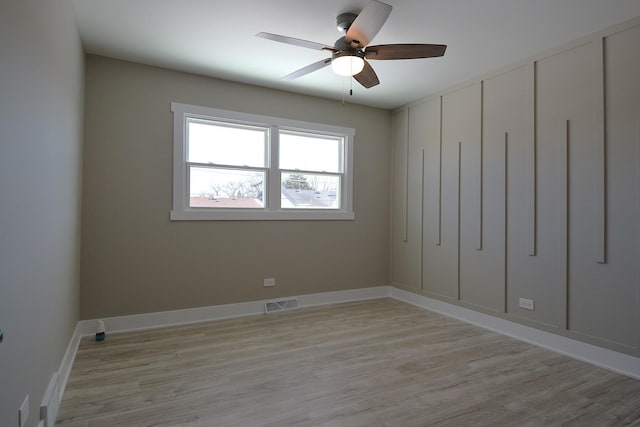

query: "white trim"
xmin=170 ymin=209 xmax=355 ymax=221
xmin=60 ymin=284 xmax=639 ymax=410
xmin=57 ymin=323 xmax=81 ymax=405
xmin=78 ymin=286 xmax=390 ymax=336
xmin=390 ymin=287 xmax=640 ymax=380
xmin=40 ymin=372 xmax=59 ymax=427
xmin=79 ymin=299 xmax=264 ymax=336
xmin=298 ymin=286 xmax=389 ymax=307
xmin=170 ymin=102 xmax=355 ymax=221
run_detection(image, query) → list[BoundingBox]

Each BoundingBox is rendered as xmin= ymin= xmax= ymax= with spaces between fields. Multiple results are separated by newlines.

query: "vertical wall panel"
xmin=421 ymin=99 xmax=448 ymax=295
xmin=564 ymin=120 xmax=571 ymax=330
xmin=404 ymin=111 xmax=410 ymax=243
xmin=525 ymin=43 xmax=594 ymax=329
xmin=391 ymin=103 xmax=428 ymax=290
xmin=391 ymin=108 xmax=410 ymax=285
xmin=478 ymin=83 xmax=484 ymax=251
xmin=503 ymin=133 xmax=509 ymax=313
xmin=403 ymin=104 xmax=427 ymax=289
xmin=391 ymin=18 xmax=640 ymax=356
xmin=567 ymin=25 xmax=640 ymax=349
xmin=425 ymin=88 xmax=478 ymax=300
xmin=481 ymin=68 xmax=528 ymax=314
xmin=437 ymin=96 xmax=443 ymax=246
xmin=457 ymin=142 xmax=462 ymax=300
xmin=491 ymin=65 xmax=544 ymax=323
xmin=527 ymin=63 xmax=538 ymax=256
xmin=421 ymin=98 xmax=442 ymax=249
xmin=593 ymin=37 xmax=607 ymax=264
xmin=457 ymin=82 xmax=501 ymax=309
xmin=457 ymin=84 xmax=483 ymax=273
xmin=420 ymin=148 xmax=425 ymax=289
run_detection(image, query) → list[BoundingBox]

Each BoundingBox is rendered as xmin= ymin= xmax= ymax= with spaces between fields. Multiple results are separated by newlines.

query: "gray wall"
xmin=0 ymin=1 xmax=84 ymax=426
xmin=80 ymin=56 xmax=391 ymax=319
xmin=391 ymin=20 xmax=640 ymax=356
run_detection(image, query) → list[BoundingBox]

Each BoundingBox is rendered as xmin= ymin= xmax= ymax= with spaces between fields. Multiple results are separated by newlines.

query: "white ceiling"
xmin=71 ymin=0 xmax=640 ymax=110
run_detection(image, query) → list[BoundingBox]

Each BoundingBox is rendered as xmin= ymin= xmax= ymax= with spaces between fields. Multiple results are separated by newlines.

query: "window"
xmin=171 ymin=103 xmax=355 ymax=220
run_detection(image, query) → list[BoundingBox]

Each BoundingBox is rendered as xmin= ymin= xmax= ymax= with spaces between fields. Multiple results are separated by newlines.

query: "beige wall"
xmin=80 ymin=56 xmax=391 ymax=319
xmin=0 ymin=1 xmax=84 ymax=426
xmin=391 ymin=19 xmax=640 ymax=356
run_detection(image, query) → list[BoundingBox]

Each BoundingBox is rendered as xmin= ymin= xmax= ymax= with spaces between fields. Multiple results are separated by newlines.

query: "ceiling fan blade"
xmin=365 ymin=43 xmax=447 ymax=60
xmin=353 ymin=60 xmax=380 ymax=88
xmin=345 ymin=0 xmax=392 ymax=48
xmin=282 ymin=58 xmax=332 ymax=81
xmin=256 ymin=32 xmax=335 ymax=51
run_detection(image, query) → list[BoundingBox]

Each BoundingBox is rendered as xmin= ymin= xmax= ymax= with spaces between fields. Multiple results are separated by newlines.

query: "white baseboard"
xmin=298 ymin=286 xmax=389 ymax=308
xmin=78 ymin=286 xmax=391 ymax=336
xmin=40 ymin=372 xmax=60 ymax=427
xmin=60 ymin=283 xmax=637 ymax=412
xmin=390 ymin=287 xmax=640 ymax=380
xmin=56 ymin=323 xmax=81 ymax=411
xmin=79 ymin=299 xmax=264 ymax=336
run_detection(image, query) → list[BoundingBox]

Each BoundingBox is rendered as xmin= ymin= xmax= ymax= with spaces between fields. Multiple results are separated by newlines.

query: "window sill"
xmin=170 ymin=209 xmax=355 ymax=221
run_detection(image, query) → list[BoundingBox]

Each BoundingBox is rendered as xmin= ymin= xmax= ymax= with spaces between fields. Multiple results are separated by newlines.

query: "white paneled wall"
xmin=391 ymin=18 xmax=640 ymax=356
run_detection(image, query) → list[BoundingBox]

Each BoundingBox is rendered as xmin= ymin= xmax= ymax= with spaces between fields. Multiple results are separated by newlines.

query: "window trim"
xmin=170 ymin=102 xmax=355 ymax=221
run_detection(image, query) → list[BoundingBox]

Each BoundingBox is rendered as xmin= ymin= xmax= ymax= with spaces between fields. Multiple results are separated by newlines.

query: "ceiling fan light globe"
xmin=331 ymin=55 xmax=365 ymax=76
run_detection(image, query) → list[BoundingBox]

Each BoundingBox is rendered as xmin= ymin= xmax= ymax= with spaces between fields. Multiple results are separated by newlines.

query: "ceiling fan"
xmin=256 ymin=0 xmax=447 ymax=89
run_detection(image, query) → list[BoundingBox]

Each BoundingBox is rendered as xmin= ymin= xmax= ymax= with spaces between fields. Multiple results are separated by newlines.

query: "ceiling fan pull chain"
xmin=342 ymin=77 xmax=346 ymax=105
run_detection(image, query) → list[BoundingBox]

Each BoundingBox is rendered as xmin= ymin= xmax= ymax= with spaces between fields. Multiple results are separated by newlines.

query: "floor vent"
xmin=264 ymin=298 xmax=299 ymax=314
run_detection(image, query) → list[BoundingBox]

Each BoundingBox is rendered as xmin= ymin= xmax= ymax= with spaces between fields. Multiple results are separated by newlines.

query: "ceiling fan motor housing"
xmin=336 ymin=13 xmax=357 ymax=32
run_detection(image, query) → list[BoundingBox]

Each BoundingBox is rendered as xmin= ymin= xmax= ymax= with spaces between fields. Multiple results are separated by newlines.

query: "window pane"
xmin=280 ymin=173 xmax=340 ymax=209
xmin=279 ymin=131 xmax=343 ymax=173
xmin=189 ymin=166 xmax=265 ymax=208
xmin=187 ymin=119 xmax=267 ymax=167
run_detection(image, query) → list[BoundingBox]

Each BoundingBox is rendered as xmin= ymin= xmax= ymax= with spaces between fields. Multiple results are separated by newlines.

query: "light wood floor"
xmin=57 ymin=299 xmax=640 ymax=426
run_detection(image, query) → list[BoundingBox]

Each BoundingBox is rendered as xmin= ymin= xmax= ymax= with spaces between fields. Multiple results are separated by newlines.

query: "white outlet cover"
xmin=263 ymin=278 xmax=275 ymax=287
xmin=519 ymin=297 xmax=535 ymax=311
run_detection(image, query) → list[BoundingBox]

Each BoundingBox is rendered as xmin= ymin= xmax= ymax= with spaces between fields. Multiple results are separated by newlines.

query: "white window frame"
xmin=170 ymin=102 xmax=355 ymax=221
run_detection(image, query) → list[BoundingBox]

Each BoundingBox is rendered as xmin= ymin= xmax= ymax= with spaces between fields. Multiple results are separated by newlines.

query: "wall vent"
xmin=264 ymin=298 xmax=299 ymax=314
xmin=40 ymin=372 xmax=60 ymax=427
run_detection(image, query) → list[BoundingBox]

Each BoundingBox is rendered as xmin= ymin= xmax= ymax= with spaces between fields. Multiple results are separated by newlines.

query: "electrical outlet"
xmin=263 ymin=278 xmax=275 ymax=287
xmin=519 ymin=297 xmax=535 ymax=311
xmin=19 ymin=394 xmax=29 ymax=427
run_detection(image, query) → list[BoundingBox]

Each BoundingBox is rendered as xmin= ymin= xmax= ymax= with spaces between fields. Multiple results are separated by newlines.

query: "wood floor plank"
xmin=57 ymin=299 xmax=640 ymax=426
